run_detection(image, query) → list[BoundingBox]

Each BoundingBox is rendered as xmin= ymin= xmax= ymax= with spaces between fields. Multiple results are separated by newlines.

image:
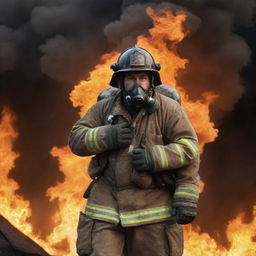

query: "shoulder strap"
xmin=104 ymin=91 xmax=121 ymax=125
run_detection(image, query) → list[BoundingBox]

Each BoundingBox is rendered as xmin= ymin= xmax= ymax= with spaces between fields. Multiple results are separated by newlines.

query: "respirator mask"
xmin=122 ymin=82 xmax=157 ymax=114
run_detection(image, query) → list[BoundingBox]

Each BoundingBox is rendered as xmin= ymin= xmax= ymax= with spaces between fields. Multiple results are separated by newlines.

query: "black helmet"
xmin=110 ymin=46 xmax=162 ymax=87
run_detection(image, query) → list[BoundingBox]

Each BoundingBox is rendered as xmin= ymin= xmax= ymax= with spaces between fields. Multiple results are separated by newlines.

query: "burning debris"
xmin=0 ymin=215 xmax=49 ymax=256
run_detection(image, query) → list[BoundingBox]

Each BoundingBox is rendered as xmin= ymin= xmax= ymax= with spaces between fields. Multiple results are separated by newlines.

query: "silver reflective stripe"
xmin=84 ymin=203 xmax=119 ymax=223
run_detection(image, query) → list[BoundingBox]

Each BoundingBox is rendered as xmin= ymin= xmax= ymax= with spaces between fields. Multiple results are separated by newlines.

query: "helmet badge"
xmin=130 ymin=51 xmax=145 ymax=67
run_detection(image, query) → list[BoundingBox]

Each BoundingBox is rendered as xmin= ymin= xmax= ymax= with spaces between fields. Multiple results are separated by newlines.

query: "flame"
xmin=46 ymin=6 xmax=249 ymax=255
xmin=47 ymin=7 xmax=219 ymax=255
xmin=0 ymin=107 xmax=32 ymax=233
xmin=45 ymin=146 xmax=91 ymax=255
xmin=70 ymin=7 xmax=218 ymax=151
xmin=0 ymin=107 xmax=51 ymax=253
xmin=183 ymin=207 xmax=256 ymax=256
xmin=0 ymin=6 xmax=255 ymax=256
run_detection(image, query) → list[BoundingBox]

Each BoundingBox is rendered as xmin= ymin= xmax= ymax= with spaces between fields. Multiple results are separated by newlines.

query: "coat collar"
xmin=111 ymin=92 xmax=132 ymax=122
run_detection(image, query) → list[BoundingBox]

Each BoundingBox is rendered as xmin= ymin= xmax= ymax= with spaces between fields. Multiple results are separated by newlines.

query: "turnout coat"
xmin=68 ymin=90 xmax=200 ymax=227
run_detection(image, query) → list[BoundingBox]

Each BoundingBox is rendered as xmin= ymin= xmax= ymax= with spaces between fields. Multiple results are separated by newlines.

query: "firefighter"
xmin=68 ymin=46 xmax=200 ymax=256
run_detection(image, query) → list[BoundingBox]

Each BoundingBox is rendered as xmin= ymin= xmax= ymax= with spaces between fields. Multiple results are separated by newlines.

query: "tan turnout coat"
xmin=68 ymin=90 xmax=200 ymax=227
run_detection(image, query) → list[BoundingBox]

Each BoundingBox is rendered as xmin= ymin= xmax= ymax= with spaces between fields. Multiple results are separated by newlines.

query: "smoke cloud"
xmin=0 ymin=0 xmax=255 ymax=246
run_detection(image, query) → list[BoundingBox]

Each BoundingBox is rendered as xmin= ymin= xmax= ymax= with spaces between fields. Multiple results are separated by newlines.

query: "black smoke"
xmin=0 ymin=0 xmax=255 ymax=248
xmin=0 ymin=0 xmax=123 ymax=237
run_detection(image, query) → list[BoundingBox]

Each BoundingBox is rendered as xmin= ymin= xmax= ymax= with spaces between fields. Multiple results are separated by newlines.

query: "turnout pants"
xmin=76 ymin=212 xmax=184 ymax=256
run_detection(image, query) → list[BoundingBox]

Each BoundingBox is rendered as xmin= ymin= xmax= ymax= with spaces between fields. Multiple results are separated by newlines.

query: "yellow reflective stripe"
xmin=93 ymin=127 xmax=101 ymax=151
xmin=121 ymin=206 xmax=172 ymax=225
xmin=84 ymin=128 xmax=102 ymax=153
xmin=175 ymin=144 xmax=184 ymax=166
xmin=87 ymin=202 xmax=116 ymax=210
xmin=85 ymin=203 xmax=119 ymax=222
xmin=122 ymin=214 xmax=172 ymax=225
xmin=175 ymin=192 xmax=199 ymax=198
xmin=84 ymin=129 xmax=94 ymax=152
xmin=120 ymin=207 xmax=171 ymax=218
xmin=87 ymin=204 xmax=118 ymax=215
xmin=161 ymin=146 xmax=168 ymax=168
xmin=89 ymin=129 xmax=96 ymax=151
xmin=156 ymin=146 xmax=165 ymax=168
xmin=185 ymin=139 xmax=198 ymax=156
xmin=177 ymin=138 xmax=198 ymax=157
xmin=177 ymin=186 xmax=199 ymax=192
xmin=156 ymin=145 xmax=168 ymax=169
xmin=85 ymin=211 xmax=119 ymax=222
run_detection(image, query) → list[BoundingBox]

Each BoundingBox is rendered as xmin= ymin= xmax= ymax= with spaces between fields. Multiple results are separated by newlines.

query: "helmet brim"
xmin=110 ymin=70 xmax=162 ymax=88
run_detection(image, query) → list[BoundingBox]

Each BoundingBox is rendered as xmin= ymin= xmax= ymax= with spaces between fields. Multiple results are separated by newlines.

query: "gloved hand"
xmin=109 ymin=122 xmax=133 ymax=150
xmin=172 ymin=206 xmax=197 ymax=225
xmin=132 ymin=147 xmax=153 ymax=172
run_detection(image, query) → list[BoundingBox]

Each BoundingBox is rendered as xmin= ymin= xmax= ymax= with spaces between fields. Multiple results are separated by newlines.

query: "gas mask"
xmin=122 ymin=83 xmax=158 ymax=114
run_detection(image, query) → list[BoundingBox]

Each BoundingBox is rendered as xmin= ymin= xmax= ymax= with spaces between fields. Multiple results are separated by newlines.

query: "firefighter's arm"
xmin=161 ymin=101 xmax=200 ymax=224
xmin=68 ymin=101 xmax=133 ymax=156
xmin=147 ymin=101 xmax=199 ymax=172
xmin=68 ymin=102 xmax=112 ymax=156
xmin=171 ymin=156 xmax=200 ymax=224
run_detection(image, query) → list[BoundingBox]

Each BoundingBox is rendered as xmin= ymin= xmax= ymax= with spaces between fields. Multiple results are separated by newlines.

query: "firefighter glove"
xmin=109 ymin=122 xmax=133 ymax=150
xmin=132 ymin=147 xmax=153 ymax=172
xmin=172 ymin=206 xmax=197 ymax=225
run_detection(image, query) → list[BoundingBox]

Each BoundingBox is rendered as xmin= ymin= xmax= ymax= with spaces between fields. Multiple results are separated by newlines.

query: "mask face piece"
xmin=123 ymin=83 xmax=149 ymax=109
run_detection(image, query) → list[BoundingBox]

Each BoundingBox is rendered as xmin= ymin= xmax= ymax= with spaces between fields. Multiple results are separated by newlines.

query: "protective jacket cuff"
xmin=84 ymin=124 xmax=112 ymax=154
xmin=172 ymin=183 xmax=199 ymax=208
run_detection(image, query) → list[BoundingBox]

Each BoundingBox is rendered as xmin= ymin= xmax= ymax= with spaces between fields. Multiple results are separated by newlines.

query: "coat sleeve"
xmin=147 ymin=99 xmax=200 ymax=208
xmin=148 ymin=100 xmax=199 ymax=172
xmin=68 ymin=101 xmax=112 ymax=156
xmin=171 ymin=157 xmax=200 ymax=210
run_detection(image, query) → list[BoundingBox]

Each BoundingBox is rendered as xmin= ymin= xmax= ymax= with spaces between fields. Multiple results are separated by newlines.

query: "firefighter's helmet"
xmin=110 ymin=46 xmax=162 ymax=87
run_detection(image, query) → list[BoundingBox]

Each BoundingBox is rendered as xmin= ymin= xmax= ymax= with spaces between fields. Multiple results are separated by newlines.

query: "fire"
xmin=0 ymin=107 xmax=51 ymax=253
xmin=45 ymin=6 xmax=251 ymax=255
xmin=0 ymin=5 xmax=255 ymax=256
xmin=183 ymin=208 xmax=256 ymax=256
xmin=45 ymin=146 xmax=91 ymax=255
xmin=0 ymin=107 xmax=32 ymax=233
xmin=70 ymin=7 xmax=218 ymax=152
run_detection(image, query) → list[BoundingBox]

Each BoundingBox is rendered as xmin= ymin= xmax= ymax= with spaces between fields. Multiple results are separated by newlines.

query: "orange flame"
xmin=45 ymin=146 xmax=91 ymax=255
xmin=183 ymin=207 xmax=256 ymax=256
xmin=0 ymin=6 xmax=255 ymax=256
xmin=0 ymin=107 xmax=51 ymax=253
xmin=46 ymin=6 xmax=251 ymax=255
xmin=0 ymin=107 xmax=31 ymax=233
xmin=70 ymin=7 xmax=218 ymax=151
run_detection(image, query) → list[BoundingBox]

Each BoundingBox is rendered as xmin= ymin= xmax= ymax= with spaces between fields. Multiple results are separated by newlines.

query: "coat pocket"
xmin=88 ymin=153 xmax=108 ymax=179
xmin=76 ymin=212 xmax=94 ymax=255
xmin=131 ymin=169 xmax=153 ymax=188
xmin=165 ymin=222 xmax=184 ymax=256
